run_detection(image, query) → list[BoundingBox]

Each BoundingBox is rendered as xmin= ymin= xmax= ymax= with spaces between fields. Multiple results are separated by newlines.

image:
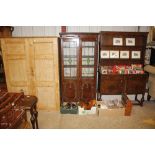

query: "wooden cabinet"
xmin=98 ymin=31 xmax=148 ymax=106
xmin=99 ymin=74 xmax=124 ymax=94
xmin=0 ymin=37 xmax=60 ymax=110
xmin=59 ymin=33 xmax=98 ymax=103
xmin=0 ymin=26 xmax=14 ymax=37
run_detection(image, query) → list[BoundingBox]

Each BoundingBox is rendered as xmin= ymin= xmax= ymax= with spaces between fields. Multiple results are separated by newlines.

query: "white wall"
xmin=67 ymin=26 xmax=150 ymax=32
xmin=12 ymin=26 xmax=150 ymax=36
xmin=12 ymin=26 xmax=61 ymax=36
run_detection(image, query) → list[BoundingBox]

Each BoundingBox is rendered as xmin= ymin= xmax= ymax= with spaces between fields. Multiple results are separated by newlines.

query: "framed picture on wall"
xmin=110 ymin=50 xmax=119 ymax=59
xmin=113 ymin=38 xmax=123 ymax=46
xmin=120 ymin=51 xmax=129 ymax=59
xmin=126 ymin=38 xmax=135 ymax=46
xmin=100 ymin=50 xmax=109 ymax=58
xmin=132 ymin=51 xmax=141 ymax=59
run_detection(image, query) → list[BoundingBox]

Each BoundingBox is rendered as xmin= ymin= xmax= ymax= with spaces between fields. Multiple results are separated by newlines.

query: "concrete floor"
xmin=28 ymin=101 xmax=155 ymax=129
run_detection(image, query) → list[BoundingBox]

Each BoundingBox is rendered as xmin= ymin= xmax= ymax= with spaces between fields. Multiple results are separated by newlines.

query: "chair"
xmin=144 ymin=65 xmax=155 ymax=100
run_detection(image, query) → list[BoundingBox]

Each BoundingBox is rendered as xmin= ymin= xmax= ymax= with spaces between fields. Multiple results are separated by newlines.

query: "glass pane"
xmin=63 ymin=40 xmax=78 ymax=72
xmin=63 ymin=47 xmax=77 ymax=56
xmin=82 ymin=68 xmax=94 ymax=77
xmin=82 ymin=58 xmax=94 ymax=65
xmin=82 ymin=41 xmax=95 ymax=47
xmin=64 ymin=68 xmax=71 ymax=77
xmin=64 ymin=57 xmax=77 ymax=65
xmin=64 ymin=67 xmax=77 ymax=77
xmin=71 ymin=68 xmax=77 ymax=77
xmin=82 ymin=47 xmax=94 ymax=56
xmin=63 ymin=41 xmax=77 ymax=48
xmin=82 ymin=41 xmax=95 ymax=58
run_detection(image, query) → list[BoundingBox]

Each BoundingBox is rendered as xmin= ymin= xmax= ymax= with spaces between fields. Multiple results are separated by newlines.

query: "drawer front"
xmin=100 ymin=75 xmax=124 ymax=94
xmin=125 ymin=75 xmax=148 ymax=94
xmin=101 ymin=74 xmax=124 ymax=80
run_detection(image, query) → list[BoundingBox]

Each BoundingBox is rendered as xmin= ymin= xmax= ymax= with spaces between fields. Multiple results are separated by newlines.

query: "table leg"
xmin=147 ymin=94 xmax=151 ymax=101
xmin=140 ymin=93 xmax=144 ymax=106
xmin=30 ymin=106 xmax=36 ymax=129
xmin=30 ymin=115 xmax=35 ymax=129
xmin=34 ymin=110 xmax=39 ymax=129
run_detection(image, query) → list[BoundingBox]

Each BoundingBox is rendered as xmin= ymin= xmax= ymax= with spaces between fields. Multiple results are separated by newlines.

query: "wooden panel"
xmin=1 ymin=38 xmax=30 ymax=95
xmin=35 ymin=60 xmax=54 ymax=82
xmin=62 ymin=80 xmax=79 ymax=102
xmin=7 ymin=60 xmax=27 ymax=82
xmin=100 ymin=75 xmax=124 ymax=94
xmin=125 ymin=74 xmax=148 ymax=94
xmin=80 ymin=79 xmax=96 ymax=101
xmin=31 ymin=38 xmax=60 ymax=110
xmin=100 ymin=32 xmax=148 ymax=47
xmin=37 ymin=87 xmax=56 ymax=109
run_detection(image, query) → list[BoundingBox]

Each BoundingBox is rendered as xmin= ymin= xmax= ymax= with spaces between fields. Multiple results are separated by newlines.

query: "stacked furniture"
xmin=98 ymin=31 xmax=148 ymax=106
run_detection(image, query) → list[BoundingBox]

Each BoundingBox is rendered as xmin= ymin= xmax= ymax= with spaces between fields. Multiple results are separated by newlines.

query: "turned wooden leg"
xmin=140 ymin=93 xmax=144 ymax=106
xmin=34 ymin=110 xmax=39 ymax=129
xmin=135 ymin=94 xmax=138 ymax=101
xmin=30 ymin=115 xmax=35 ymax=129
xmin=30 ymin=106 xmax=36 ymax=129
xmin=147 ymin=94 xmax=151 ymax=101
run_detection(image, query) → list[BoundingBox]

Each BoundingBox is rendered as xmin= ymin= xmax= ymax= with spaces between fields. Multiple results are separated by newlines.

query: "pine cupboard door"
xmin=30 ymin=38 xmax=60 ymax=110
xmin=1 ymin=38 xmax=31 ymax=94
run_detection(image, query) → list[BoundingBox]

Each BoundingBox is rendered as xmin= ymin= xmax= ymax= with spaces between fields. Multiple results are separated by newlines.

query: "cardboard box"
xmin=78 ymin=106 xmax=97 ymax=115
xmin=98 ymin=107 xmax=125 ymax=117
xmin=97 ymin=100 xmax=125 ymax=117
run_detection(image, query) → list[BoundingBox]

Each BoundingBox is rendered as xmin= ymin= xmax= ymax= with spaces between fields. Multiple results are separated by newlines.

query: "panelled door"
xmin=80 ymin=38 xmax=98 ymax=102
xmin=61 ymin=38 xmax=80 ymax=102
xmin=1 ymin=38 xmax=31 ymax=94
xmin=30 ymin=38 xmax=60 ymax=110
xmin=1 ymin=38 xmax=60 ymax=110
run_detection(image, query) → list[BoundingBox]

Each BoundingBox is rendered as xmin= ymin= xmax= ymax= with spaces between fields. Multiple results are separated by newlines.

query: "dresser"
xmin=98 ymin=31 xmax=148 ymax=106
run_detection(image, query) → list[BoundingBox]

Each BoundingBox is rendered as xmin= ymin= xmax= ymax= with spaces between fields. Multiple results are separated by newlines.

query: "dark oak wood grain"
xmin=59 ymin=33 xmax=98 ymax=103
xmin=98 ymin=31 xmax=148 ymax=106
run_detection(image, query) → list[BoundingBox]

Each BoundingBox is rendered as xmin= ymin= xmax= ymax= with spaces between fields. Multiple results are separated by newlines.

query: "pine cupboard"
xmin=1 ymin=37 xmax=60 ymax=110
